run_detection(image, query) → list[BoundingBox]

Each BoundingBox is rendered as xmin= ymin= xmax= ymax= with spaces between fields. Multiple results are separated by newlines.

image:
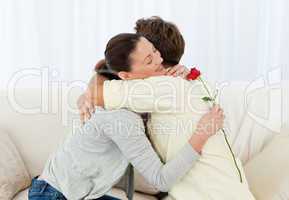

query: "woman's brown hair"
xmin=95 ymin=33 xmax=142 ymax=80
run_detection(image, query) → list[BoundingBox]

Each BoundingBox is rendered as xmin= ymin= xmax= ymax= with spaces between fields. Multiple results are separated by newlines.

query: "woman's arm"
xmin=77 ymin=74 xmax=105 ymax=123
xmin=104 ymin=107 xmax=223 ymax=192
xmin=105 ymin=110 xmax=199 ymax=192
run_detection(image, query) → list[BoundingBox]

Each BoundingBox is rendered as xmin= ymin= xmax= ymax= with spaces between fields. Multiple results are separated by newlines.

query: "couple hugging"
xmin=28 ymin=16 xmax=255 ymax=200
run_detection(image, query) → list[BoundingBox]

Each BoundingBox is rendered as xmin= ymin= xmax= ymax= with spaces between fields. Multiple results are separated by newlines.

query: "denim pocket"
xmin=28 ymin=178 xmax=55 ymax=198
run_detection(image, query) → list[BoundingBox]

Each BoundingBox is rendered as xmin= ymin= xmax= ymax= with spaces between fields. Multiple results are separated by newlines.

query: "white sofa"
xmin=0 ymin=80 xmax=288 ymax=200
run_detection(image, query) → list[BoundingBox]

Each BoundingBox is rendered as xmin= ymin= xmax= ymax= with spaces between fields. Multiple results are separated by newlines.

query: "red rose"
xmin=186 ymin=67 xmax=201 ymax=80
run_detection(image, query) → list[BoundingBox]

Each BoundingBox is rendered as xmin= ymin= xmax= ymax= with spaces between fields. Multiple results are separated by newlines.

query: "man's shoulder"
xmin=104 ymin=76 xmax=192 ymax=88
xmin=145 ymin=76 xmax=192 ymax=85
xmin=147 ymin=75 xmax=185 ymax=81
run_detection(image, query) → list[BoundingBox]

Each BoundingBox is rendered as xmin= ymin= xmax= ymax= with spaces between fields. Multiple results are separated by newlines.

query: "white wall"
xmin=0 ymin=0 xmax=288 ymax=90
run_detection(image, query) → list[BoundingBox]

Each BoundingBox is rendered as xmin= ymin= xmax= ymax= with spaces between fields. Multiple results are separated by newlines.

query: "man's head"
xmin=135 ymin=16 xmax=185 ymax=68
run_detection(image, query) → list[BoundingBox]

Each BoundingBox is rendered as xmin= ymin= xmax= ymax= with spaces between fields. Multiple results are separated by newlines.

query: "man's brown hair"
xmin=135 ymin=16 xmax=185 ymax=67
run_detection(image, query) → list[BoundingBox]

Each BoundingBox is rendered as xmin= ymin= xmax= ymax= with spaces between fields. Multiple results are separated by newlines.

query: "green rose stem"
xmin=197 ymin=77 xmax=243 ymax=183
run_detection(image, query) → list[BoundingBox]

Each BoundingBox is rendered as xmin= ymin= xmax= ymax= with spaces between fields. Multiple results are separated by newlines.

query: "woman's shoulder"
xmin=108 ymin=109 xmax=142 ymax=119
xmin=88 ymin=109 xmax=145 ymax=136
xmin=91 ymin=109 xmax=144 ymax=126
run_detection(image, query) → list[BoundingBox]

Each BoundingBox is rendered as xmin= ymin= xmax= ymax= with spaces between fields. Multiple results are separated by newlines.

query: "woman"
xmin=28 ymin=33 xmax=224 ymax=200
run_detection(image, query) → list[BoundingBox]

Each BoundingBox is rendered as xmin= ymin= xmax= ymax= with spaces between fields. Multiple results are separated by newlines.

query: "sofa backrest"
xmin=0 ymin=80 xmax=285 ymax=177
xmin=217 ymin=80 xmax=285 ymax=163
xmin=0 ymin=88 xmax=80 ymax=178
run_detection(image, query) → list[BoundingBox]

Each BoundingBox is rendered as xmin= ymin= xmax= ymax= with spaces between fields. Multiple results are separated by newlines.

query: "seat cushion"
xmin=13 ymin=187 xmax=157 ymax=200
xmin=104 ymin=188 xmax=158 ymax=200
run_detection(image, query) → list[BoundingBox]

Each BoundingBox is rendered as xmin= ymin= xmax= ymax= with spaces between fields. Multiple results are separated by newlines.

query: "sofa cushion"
xmin=0 ymin=130 xmax=31 ymax=200
xmin=244 ymin=124 xmax=289 ymax=200
xmin=134 ymin=170 xmax=159 ymax=195
xmin=12 ymin=188 xmax=28 ymax=200
xmin=0 ymin=89 xmax=73 ymax=178
xmin=107 ymin=188 xmax=158 ymax=200
xmin=219 ymin=82 xmax=282 ymax=164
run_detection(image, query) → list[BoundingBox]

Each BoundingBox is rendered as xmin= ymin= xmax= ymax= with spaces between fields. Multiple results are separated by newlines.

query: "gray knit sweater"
xmin=40 ymin=107 xmax=200 ymax=200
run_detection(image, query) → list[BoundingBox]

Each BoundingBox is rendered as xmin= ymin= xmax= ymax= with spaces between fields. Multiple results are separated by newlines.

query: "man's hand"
xmin=189 ymin=104 xmax=225 ymax=154
xmin=165 ymin=64 xmax=190 ymax=79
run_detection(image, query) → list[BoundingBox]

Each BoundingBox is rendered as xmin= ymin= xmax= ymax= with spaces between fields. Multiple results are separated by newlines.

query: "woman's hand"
xmin=189 ymin=104 xmax=225 ymax=154
xmin=77 ymin=74 xmax=106 ymax=124
xmin=77 ymin=91 xmax=95 ymax=124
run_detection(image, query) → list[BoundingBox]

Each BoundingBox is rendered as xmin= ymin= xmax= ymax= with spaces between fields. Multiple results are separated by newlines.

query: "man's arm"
xmin=77 ymin=65 xmax=192 ymax=121
xmin=103 ymin=76 xmax=214 ymax=114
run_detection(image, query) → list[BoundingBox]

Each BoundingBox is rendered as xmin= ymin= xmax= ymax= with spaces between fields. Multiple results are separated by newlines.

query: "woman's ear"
xmin=117 ymin=71 xmax=130 ymax=80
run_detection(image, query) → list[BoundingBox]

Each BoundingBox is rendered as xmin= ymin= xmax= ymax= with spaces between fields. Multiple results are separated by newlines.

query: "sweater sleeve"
xmin=104 ymin=110 xmax=200 ymax=192
xmin=103 ymin=76 xmax=215 ymax=113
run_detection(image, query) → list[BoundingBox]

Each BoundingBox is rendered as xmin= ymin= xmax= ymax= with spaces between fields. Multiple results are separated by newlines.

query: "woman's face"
xmin=117 ymin=37 xmax=166 ymax=80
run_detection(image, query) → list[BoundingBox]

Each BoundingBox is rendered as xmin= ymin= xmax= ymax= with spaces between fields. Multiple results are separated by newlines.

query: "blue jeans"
xmin=29 ymin=176 xmax=121 ymax=200
xmin=28 ymin=177 xmax=66 ymax=200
